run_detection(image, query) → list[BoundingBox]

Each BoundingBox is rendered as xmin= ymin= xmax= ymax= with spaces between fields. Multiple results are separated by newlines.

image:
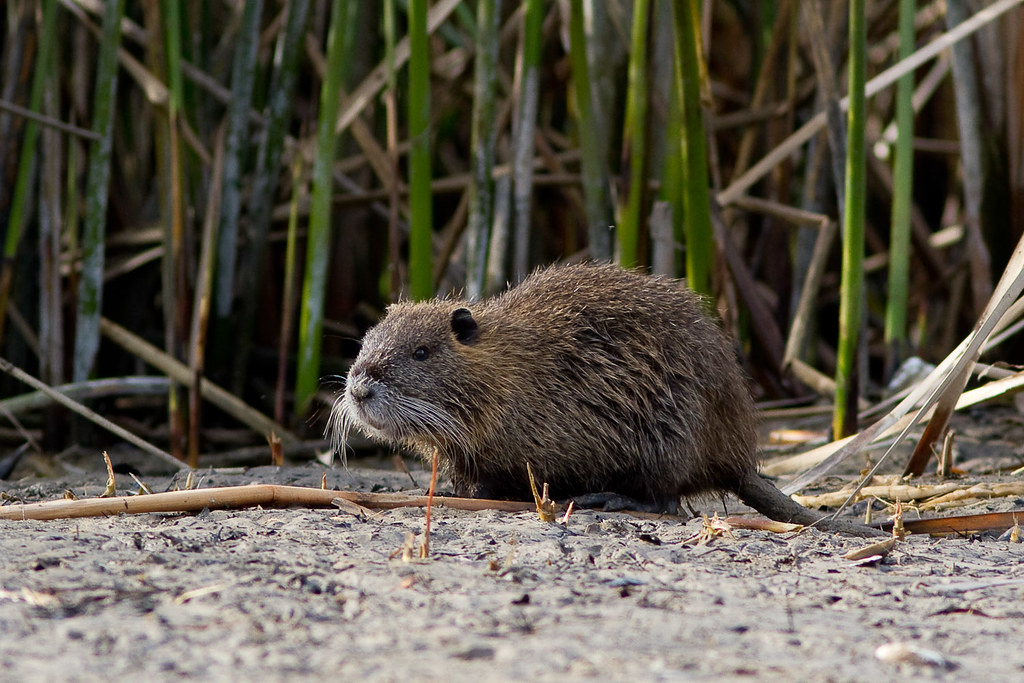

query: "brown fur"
xmin=332 ymin=263 xmax=881 ymax=536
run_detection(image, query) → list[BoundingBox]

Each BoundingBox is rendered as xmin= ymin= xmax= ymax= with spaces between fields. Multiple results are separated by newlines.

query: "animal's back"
xmin=456 ymin=262 xmax=760 ymax=507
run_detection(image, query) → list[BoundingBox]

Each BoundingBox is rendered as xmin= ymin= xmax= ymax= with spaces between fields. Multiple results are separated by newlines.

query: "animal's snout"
xmin=348 ymin=377 xmax=376 ymax=403
xmin=349 ymin=361 xmax=383 ymax=382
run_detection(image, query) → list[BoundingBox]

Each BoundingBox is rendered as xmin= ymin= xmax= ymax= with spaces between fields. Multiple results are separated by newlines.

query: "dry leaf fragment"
xmin=0 ymin=587 xmax=59 ymax=607
xmin=685 ymin=514 xmax=736 ymax=545
xmin=100 ymin=452 xmax=116 ymax=497
xmin=129 ymin=472 xmax=153 ymax=495
xmin=844 ymin=537 xmax=898 ymax=562
xmin=875 ymin=641 xmax=951 ymax=669
xmin=393 ymin=531 xmax=418 ymax=562
xmin=891 ymin=500 xmax=906 ymax=540
xmin=527 ymin=462 xmax=557 ymax=522
xmin=268 ymin=431 xmax=283 ymax=467
xmin=559 ymin=500 xmax=575 ymax=525
xmin=331 ymin=497 xmax=373 ymax=518
xmin=724 ymin=517 xmax=803 ymax=534
xmin=174 ymin=583 xmax=229 ymax=605
xmin=1001 ymin=516 xmax=1021 ymax=543
xmin=768 ymin=429 xmax=824 ymax=445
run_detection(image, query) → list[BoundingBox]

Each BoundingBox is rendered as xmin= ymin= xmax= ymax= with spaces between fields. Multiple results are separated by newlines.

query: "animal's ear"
xmin=450 ymin=308 xmax=479 ymax=345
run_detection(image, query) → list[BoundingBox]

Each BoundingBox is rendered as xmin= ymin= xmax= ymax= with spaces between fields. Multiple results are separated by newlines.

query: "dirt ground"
xmin=2 ymin=411 xmax=1024 ymax=682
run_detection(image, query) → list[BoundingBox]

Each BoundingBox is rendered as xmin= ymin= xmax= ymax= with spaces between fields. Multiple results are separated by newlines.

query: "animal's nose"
xmin=348 ymin=377 xmax=376 ymax=402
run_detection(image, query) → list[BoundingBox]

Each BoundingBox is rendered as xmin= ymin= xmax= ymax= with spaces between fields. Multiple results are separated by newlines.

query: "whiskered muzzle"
xmin=327 ymin=380 xmax=471 ymax=462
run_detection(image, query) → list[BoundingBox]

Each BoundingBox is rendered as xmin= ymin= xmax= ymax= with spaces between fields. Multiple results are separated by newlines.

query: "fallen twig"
xmin=793 ymin=481 xmax=1024 ymax=510
xmin=0 ymin=484 xmax=538 ymax=521
xmin=793 ymin=482 xmax=962 ymax=508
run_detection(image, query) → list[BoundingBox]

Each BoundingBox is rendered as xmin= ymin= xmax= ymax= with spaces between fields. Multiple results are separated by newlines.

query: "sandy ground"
xmin=2 ymin=453 xmax=1023 ymax=682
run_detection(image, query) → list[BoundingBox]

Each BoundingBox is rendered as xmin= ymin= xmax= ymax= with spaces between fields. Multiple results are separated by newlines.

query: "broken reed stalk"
xmin=766 ymin=368 xmax=1024 ymax=479
xmin=422 ymin=447 xmax=440 ymax=557
xmin=0 ymin=377 xmax=169 ymax=415
xmin=0 ymin=356 xmax=181 ymax=470
xmin=99 ymin=317 xmax=298 ymax=445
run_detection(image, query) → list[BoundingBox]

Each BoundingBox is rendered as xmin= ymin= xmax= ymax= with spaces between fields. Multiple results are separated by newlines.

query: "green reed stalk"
xmin=408 ymin=0 xmax=434 ymax=299
xmin=276 ymin=157 xmax=305 ymax=424
xmin=884 ymin=0 xmax=916 ymax=366
xmin=834 ymin=0 xmax=867 ymax=439
xmin=661 ymin=65 xmax=684 ymax=276
xmin=0 ymin=0 xmax=58 ymax=346
xmin=511 ymin=0 xmax=543 ymax=281
xmin=618 ymin=0 xmax=651 ymax=269
xmin=569 ymin=0 xmax=612 ymax=261
xmin=233 ymin=0 xmax=310 ymax=393
xmin=215 ymin=0 xmax=264 ymax=321
xmin=672 ymin=0 xmax=712 ymax=296
xmin=295 ymin=0 xmax=352 ymax=417
xmin=73 ymin=0 xmax=126 ymax=382
xmin=383 ymin=0 xmax=400 ymax=299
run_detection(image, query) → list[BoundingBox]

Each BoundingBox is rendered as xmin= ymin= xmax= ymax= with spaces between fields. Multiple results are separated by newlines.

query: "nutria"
xmin=331 ymin=262 xmax=881 ymax=537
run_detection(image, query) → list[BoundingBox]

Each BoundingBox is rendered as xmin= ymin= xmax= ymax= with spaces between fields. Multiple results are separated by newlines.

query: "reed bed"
xmin=0 ymin=0 xmax=1022 ymax=487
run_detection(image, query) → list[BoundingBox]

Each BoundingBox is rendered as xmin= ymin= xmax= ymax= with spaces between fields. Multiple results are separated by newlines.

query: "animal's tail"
xmin=736 ymin=470 xmax=886 ymax=538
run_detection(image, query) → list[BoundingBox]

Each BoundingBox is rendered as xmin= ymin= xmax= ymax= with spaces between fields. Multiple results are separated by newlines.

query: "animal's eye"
xmin=413 ymin=346 xmax=430 ymax=361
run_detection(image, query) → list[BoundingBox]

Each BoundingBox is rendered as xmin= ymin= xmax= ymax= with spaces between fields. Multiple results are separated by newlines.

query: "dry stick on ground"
xmin=99 ymin=317 xmax=299 ymax=446
xmin=2 ymin=482 xmax=1013 ymax=536
xmin=0 ymin=356 xmax=183 ymax=470
xmin=0 ymin=485 xmax=538 ymax=521
xmin=918 ymin=483 xmax=1024 ymax=510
